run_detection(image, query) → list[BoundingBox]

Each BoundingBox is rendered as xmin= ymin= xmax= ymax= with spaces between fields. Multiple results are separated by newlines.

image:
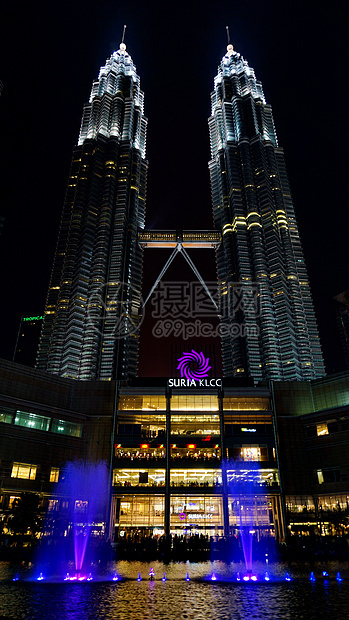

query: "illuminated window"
xmin=118 ymin=395 xmax=166 ymax=411
xmin=317 ymin=470 xmax=324 ymax=484
xmin=170 ymin=496 xmax=222 ymax=530
xmin=171 ymin=414 xmax=220 ymax=435
xmin=9 ymin=496 xmax=20 ymax=509
xmin=50 ymin=468 xmax=60 ymax=483
xmin=14 ymin=411 xmax=50 ymax=432
xmin=11 ymin=463 xmax=37 ymax=480
xmin=170 ymin=469 xmax=222 ymax=487
xmin=241 ymin=447 xmax=261 ymax=461
xmin=51 ymin=419 xmax=82 ymax=437
xmin=0 ymin=409 xmax=13 ymax=424
xmin=223 ymin=397 xmax=270 ymax=411
xmin=116 ymin=413 xmax=166 ymax=438
xmin=317 ymin=468 xmax=340 ymax=484
xmin=316 ymin=423 xmax=328 ymax=436
xmin=171 ymin=395 xmax=219 ymax=411
xmin=119 ymin=496 xmax=165 ymax=529
xmin=113 ymin=469 xmax=165 ymax=487
xmin=48 ymin=499 xmax=59 ymax=512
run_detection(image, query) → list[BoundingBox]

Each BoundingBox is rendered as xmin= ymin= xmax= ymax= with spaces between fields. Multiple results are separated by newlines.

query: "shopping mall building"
xmin=1 ymin=358 xmax=349 ymax=540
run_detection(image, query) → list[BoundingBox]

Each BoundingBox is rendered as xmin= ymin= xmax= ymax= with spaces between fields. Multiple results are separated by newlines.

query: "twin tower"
xmin=36 ymin=41 xmax=325 ymax=382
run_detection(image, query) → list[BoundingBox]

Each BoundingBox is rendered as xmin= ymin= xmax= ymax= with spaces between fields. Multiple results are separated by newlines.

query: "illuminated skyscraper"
xmin=209 ymin=43 xmax=325 ymax=380
xmin=37 ymin=42 xmax=147 ymax=380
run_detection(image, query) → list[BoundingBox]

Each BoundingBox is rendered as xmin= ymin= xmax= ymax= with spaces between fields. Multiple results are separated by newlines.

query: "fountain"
xmin=35 ymin=460 xmax=110 ymax=581
xmin=219 ymin=460 xmax=271 ymax=581
xmin=15 ymin=459 xmax=343 ymax=587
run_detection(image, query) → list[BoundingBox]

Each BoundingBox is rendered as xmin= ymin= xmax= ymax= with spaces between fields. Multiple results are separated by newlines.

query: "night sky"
xmin=0 ymin=1 xmax=348 ymax=376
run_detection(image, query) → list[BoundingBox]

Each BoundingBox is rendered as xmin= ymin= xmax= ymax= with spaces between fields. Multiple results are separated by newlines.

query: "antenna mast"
xmin=226 ymin=26 xmax=231 ymax=45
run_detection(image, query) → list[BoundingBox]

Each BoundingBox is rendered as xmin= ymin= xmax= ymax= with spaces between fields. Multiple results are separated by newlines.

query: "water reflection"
xmin=0 ymin=561 xmax=348 ymax=620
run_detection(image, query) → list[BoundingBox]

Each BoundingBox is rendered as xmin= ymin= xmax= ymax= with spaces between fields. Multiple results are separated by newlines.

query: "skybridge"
xmin=138 ymin=230 xmax=221 ymax=249
xmin=138 ymin=230 xmax=221 ymax=310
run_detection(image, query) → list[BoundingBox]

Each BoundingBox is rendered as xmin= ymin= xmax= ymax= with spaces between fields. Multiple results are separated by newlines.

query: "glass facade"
xmin=113 ymin=469 xmax=165 ymax=487
xmin=0 ymin=408 xmax=13 ymax=424
xmin=171 ymin=414 xmax=220 ymax=435
xmin=228 ymin=495 xmax=271 ymax=531
xmin=223 ymin=397 xmax=270 ymax=411
xmin=170 ymin=469 xmax=222 ymax=488
xmin=11 ymin=463 xmax=37 ymax=480
xmin=7 ymin=409 xmax=83 ymax=438
xmin=51 ymin=419 xmax=82 ymax=437
xmin=117 ymin=413 xmax=166 ymax=440
xmin=209 ymin=44 xmax=325 ymax=381
xmin=170 ymin=496 xmax=223 ymax=535
xmin=118 ymin=496 xmax=165 ymax=530
xmin=50 ymin=467 xmax=60 ymax=483
xmin=118 ymin=395 xmax=166 ymax=411
xmin=14 ymin=411 xmax=50 ymax=432
xmin=37 ymin=42 xmax=148 ymax=381
xmin=112 ymin=387 xmax=282 ymax=538
xmin=171 ymin=395 xmax=219 ymax=411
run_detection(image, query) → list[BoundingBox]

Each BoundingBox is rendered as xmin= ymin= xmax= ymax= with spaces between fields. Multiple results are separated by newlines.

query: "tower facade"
xmin=37 ymin=43 xmax=147 ymax=380
xmin=209 ymin=44 xmax=325 ymax=380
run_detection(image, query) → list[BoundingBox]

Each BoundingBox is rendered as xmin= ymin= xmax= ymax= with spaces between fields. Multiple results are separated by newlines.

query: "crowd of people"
xmin=115 ymin=531 xmax=349 ymax=562
xmin=115 ymin=532 xmax=278 ymax=562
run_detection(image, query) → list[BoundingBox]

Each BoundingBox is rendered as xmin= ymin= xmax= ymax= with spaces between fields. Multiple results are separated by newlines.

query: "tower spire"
xmin=121 ymin=24 xmax=126 ymax=44
xmin=226 ymin=26 xmax=234 ymax=54
xmin=226 ymin=26 xmax=231 ymax=45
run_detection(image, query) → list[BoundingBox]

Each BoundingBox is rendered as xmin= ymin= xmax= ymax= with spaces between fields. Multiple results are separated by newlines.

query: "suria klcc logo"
xmin=168 ymin=349 xmax=222 ymax=387
xmin=177 ymin=350 xmax=211 ymax=381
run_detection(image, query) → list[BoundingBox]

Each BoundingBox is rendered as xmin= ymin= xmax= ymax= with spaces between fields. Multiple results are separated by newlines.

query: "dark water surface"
xmin=1 ymin=561 xmax=348 ymax=619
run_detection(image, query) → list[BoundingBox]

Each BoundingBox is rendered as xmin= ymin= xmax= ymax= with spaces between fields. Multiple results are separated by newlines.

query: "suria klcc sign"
xmin=168 ymin=349 xmax=222 ymax=387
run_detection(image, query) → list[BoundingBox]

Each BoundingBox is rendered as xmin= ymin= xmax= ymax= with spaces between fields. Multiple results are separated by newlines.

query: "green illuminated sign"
xmin=23 ymin=315 xmax=45 ymax=322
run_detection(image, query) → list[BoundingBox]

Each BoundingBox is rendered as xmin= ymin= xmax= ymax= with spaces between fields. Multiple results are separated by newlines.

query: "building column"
xmin=219 ymin=387 xmax=229 ymax=537
xmin=270 ymin=381 xmax=287 ymax=541
xmin=106 ymin=380 xmax=119 ymax=541
xmin=165 ymin=387 xmax=171 ymax=538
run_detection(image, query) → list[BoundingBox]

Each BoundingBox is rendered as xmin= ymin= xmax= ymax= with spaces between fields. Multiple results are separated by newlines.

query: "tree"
xmin=8 ymin=493 xmax=42 ymax=540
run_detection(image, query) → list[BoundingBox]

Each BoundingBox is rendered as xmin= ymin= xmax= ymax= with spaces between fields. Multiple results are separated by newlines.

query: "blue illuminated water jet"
xmin=223 ymin=460 xmax=269 ymax=577
xmin=36 ymin=460 xmax=109 ymax=580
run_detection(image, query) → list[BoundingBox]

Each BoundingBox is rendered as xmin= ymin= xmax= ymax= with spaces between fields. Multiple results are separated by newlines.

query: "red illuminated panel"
xmin=187 ymin=444 xmax=196 ymax=449
xmin=140 ymin=444 xmax=149 ymax=449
